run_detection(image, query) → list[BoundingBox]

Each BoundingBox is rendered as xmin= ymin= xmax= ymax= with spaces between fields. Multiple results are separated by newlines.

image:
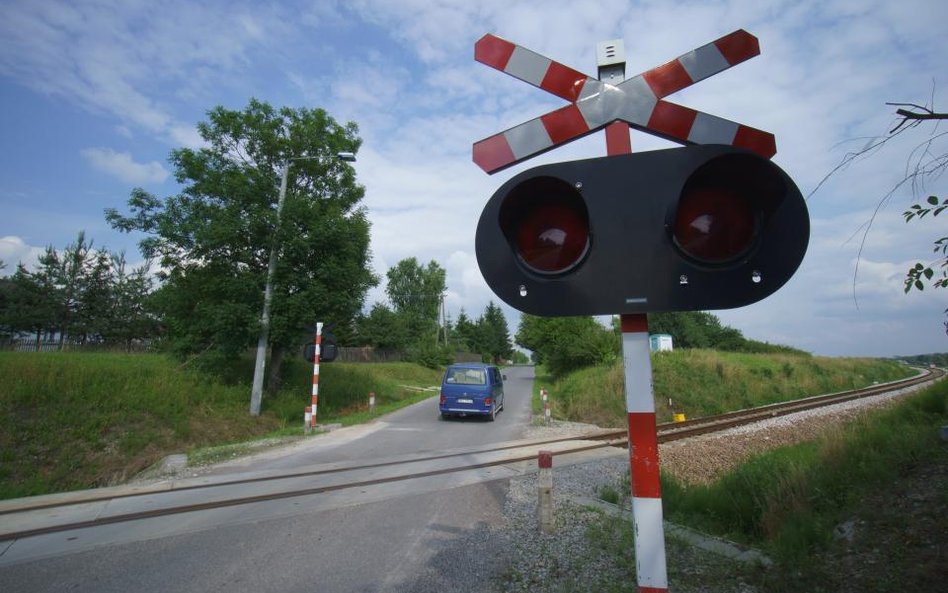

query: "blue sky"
xmin=1 ymin=0 xmax=946 ymax=357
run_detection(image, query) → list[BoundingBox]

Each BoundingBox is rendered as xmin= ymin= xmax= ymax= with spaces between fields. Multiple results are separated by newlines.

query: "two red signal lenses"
xmin=500 ymin=176 xmax=590 ymax=275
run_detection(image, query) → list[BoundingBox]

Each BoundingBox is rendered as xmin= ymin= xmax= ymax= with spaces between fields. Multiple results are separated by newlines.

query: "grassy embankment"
xmin=586 ymin=380 xmax=947 ymax=592
xmin=533 ymin=348 xmax=914 ymax=426
xmin=0 ymin=352 xmax=442 ymax=500
xmin=531 ymin=349 xmax=943 ymax=590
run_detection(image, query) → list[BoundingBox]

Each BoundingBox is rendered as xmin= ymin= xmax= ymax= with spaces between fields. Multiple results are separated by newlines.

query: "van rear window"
xmin=446 ymin=368 xmax=487 ymax=385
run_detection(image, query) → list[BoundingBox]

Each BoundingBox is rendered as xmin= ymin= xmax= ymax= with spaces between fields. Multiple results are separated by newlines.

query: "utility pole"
xmin=249 ymin=151 xmax=356 ymax=416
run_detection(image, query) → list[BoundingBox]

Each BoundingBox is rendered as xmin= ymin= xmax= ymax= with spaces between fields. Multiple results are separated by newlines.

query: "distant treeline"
xmin=896 ymin=352 xmax=948 ymax=367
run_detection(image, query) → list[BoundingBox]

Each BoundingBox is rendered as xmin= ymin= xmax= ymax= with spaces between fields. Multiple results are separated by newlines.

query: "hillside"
xmin=0 ymin=352 xmax=443 ymax=499
xmin=536 ymin=349 xmax=914 ymax=427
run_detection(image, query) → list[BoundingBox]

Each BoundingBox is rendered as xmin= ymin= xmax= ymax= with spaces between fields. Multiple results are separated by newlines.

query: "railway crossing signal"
xmin=472 ymin=29 xmax=808 ymax=317
xmin=303 ymin=334 xmax=337 ymax=362
xmin=473 ymin=29 xmax=806 ymax=593
xmin=475 ymin=144 xmax=809 ymax=316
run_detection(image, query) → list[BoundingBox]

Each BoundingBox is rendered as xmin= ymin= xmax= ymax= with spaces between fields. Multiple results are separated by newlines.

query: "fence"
xmin=336 ymin=347 xmax=403 ymax=363
xmin=334 ymin=347 xmax=482 ymax=364
xmin=0 ymin=338 xmax=153 ymax=353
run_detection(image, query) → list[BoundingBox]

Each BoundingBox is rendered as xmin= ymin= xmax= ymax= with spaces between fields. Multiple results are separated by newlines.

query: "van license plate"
xmin=458 ymin=398 xmax=473 ymax=404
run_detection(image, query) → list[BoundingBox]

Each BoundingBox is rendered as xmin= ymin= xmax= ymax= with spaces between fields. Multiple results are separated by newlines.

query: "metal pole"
xmin=249 ymin=161 xmax=291 ymax=416
xmin=599 ymin=38 xmax=669 ymax=592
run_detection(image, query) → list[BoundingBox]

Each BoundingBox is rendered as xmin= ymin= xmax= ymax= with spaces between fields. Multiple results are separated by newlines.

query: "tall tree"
xmin=477 ymin=301 xmax=512 ymax=363
xmin=385 ymin=258 xmax=445 ymax=346
xmin=107 ymin=99 xmax=376 ymax=406
xmin=453 ymin=309 xmax=478 ymax=352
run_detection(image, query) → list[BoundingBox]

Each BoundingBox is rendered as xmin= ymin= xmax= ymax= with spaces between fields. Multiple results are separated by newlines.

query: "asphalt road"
xmin=204 ymin=363 xmax=537 ymax=475
xmin=0 ymin=365 xmax=538 ymax=593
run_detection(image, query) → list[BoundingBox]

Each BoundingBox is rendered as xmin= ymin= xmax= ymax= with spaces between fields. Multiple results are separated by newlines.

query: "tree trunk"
xmin=267 ymin=345 xmax=286 ymax=394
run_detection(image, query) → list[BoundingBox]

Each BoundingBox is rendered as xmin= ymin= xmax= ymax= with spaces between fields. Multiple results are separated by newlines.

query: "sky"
xmin=1 ymin=0 xmax=946 ymax=358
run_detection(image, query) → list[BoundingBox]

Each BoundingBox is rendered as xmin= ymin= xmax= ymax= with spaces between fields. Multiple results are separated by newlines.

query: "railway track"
xmin=1 ymin=367 xmax=939 ymax=544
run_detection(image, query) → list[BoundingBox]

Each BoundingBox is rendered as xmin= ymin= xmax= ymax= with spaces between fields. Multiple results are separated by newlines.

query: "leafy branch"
xmin=903 ymin=195 xmax=948 ymax=294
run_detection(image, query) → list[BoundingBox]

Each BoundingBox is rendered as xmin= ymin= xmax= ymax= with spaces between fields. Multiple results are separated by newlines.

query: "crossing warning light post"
xmin=472 ymin=30 xmax=809 ymax=593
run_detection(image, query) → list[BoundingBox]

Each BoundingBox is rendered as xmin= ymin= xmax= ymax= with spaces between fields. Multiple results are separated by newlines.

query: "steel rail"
xmin=0 ymin=438 xmax=625 ymax=541
xmin=1 ymin=367 xmax=938 ymax=542
xmin=0 ymin=430 xmax=622 ymax=517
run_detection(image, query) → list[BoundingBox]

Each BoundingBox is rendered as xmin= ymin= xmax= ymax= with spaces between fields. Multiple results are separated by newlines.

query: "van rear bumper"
xmin=440 ymin=406 xmax=490 ymax=415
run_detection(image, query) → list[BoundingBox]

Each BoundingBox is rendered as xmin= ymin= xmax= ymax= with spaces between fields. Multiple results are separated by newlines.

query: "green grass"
xmin=664 ymin=381 xmax=945 ymax=585
xmin=538 ymin=350 xmax=913 ymax=427
xmin=0 ymin=352 xmax=442 ymax=499
xmin=582 ymin=381 xmax=947 ymax=590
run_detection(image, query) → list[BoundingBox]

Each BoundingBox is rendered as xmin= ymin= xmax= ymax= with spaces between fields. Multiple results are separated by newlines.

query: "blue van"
xmin=438 ymin=363 xmax=505 ymax=421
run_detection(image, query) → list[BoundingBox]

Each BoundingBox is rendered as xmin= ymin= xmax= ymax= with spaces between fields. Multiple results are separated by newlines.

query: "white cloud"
xmin=0 ymin=236 xmax=46 ymax=275
xmin=80 ymin=148 xmax=169 ymax=184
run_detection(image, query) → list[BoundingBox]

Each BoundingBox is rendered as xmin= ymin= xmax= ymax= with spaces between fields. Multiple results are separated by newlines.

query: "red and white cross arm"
xmin=473 ymin=30 xmax=776 ymax=174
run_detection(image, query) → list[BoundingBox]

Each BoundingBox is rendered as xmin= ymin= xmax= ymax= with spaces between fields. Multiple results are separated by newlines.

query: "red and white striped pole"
xmin=621 ymin=314 xmax=668 ymax=592
xmin=541 ymin=388 xmax=552 ymax=425
xmin=603 ymin=43 xmax=668 ymax=593
xmin=310 ymin=322 xmax=322 ymax=428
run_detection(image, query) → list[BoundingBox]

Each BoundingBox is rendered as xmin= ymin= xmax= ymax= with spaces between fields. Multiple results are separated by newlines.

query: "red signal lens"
xmin=671 ymin=153 xmax=775 ymax=265
xmin=515 ymin=201 xmax=589 ymax=274
xmin=673 ymin=187 xmax=756 ymax=264
xmin=500 ymin=176 xmax=590 ymax=275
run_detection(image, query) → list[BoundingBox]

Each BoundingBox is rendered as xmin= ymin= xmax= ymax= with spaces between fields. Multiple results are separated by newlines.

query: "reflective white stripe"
xmin=688 ymin=111 xmax=739 ymax=145
xmin=312 ymin=384 xmax=319 ymax=396
xmin=631 ymin=496 xmax=669 ymax=588
xmin=679 ymin=42 xmax=730 ymax=84
xmin=505 ymin=46 xmax=551 ymax=87
xmin=621 ymin=331 xmax=654 ymax=413
xmin=505 ymin=118 xmax=553 ymax=159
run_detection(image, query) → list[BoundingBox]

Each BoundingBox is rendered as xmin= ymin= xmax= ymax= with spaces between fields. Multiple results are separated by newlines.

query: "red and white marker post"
xmin=310 ymin=322 xmax=322 ymax=429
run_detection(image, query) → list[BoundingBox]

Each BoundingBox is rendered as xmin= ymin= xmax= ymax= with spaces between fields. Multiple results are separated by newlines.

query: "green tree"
xmin=453 ymin=309 xmax=478 ymax=352
xmin=516 ymin=315 xmax=617 ymax=377
xmin=355 ymin=303 xmax=406 ymax=350
xmin=477 ymin=301 xmax=512 ymax=363
xmin=0 ymin=235 xmax=158 ymax=349
xmin=385 ymin=258 xmax=445 ymax=347
xmin=0 ymin=264 xmax=54 ymax=344
xmin=107 ymin=99 xmax=375 ymax=400
xmin=107 ymin=252 xmax=158 ymax=349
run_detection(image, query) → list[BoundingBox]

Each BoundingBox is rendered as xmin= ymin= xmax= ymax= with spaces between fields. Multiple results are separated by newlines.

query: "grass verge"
xmin=584 ymin=380 xmax=947 ymax=591
xmin=0 ymin=352 xmax=442 ymax=499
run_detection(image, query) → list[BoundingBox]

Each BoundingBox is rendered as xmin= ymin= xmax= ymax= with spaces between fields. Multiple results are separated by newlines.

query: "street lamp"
xmin=249 ymin=151 xmax=356 ymax=416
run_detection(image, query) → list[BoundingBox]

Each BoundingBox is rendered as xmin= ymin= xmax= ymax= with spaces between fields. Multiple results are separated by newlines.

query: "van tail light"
xmin=484 ymin=397 xmax=493 ymax=406
xmin=439 ymin=394 xmax=446 ymax=405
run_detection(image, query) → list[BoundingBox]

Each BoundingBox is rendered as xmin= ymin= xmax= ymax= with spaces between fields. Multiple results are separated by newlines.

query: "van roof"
xmin=446 ymin=362 xmax=493 ymax=369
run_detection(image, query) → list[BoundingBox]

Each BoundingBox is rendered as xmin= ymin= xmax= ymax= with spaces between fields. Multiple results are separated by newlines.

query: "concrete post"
xmin=538 ymin=450 xmax=554 ymax=533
